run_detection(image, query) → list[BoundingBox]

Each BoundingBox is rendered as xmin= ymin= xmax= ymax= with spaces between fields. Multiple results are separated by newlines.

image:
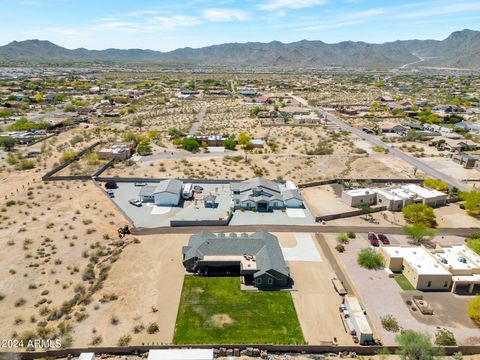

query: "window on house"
xmin=268 ymin=278 xmax=273 ymax=285
xmin=256 ymin=278 xmax=262 ymax=285
xmin=427 ymin=281 xmax=432 ymax=287
xmin=444 ymin=281 xmax=448 ymax=287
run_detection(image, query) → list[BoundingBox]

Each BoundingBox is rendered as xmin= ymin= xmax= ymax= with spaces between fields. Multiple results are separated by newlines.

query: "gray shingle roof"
xmin=231 ymin=177 xmax=281 ymax=194
xmin=153 ymin=179 xmax=183 ymax=195
xmin=183 ymin=231 xmax=289 ymax=278
xmin=139 ymin=185 xmax=156 ymax=197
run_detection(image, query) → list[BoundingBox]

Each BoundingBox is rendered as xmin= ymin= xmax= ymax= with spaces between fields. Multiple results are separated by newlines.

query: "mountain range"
xmin=0 ymin=29 xmax=479 ymax=69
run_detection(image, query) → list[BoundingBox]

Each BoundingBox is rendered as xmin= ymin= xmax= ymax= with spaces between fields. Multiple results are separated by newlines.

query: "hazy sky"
xmin=1 ymin=0 xmax=479 ymax=51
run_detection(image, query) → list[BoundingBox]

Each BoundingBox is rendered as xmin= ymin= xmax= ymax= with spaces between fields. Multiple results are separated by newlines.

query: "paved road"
xmin=188 ymin=103 xmax=208 ymax=136
xmin=131 ymin=224 xmax=478 ymax=236
xmin=291 ymin=95 xmax=470 ymax=191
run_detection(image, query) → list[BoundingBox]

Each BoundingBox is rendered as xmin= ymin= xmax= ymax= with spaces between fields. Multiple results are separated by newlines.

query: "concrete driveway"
xmin=282 ymin=233 xmax=322 ymax=262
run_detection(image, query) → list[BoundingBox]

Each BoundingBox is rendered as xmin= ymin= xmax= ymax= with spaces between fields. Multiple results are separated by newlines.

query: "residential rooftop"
xmin=382 ymin=246 xmax=451 ymax=275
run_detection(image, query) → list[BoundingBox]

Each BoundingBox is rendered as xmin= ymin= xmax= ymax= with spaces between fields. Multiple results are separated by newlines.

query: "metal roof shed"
xmin=147 ymin=349 xmax=214 ymax=360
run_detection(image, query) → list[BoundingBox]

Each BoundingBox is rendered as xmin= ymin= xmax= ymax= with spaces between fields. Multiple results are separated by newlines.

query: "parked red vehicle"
xmin=368 ymin=232 xmax=379 ymax=246
xmin=378 ymin=233 xmax=390 ymax=245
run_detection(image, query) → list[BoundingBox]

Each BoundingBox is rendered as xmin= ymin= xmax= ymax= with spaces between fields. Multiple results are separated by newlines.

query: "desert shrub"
xmin=19 ymin=159 xmax=35 ymax=170
xmin=110 ymin=315 xmax=120 ymax=325
xmin=117 ymin=334 xmax=131 ymax=346
xmin=434 ymin=328 xmax=456 ymax=346
xmin=90 ymin=335 xmax=103 ymax=346
xmin=335 ymin=244 xmax=345 ymax=253
xmin=357 ymin=248 xmax=383 ymax=269
xmin=347 ymin=231 xmax=356 ymax=239
xmin=381 ymin=314 xmax=399 ymax=332
xmin=147 ymin=322 xmax=159 ymax=334
xmin=336 ymin=232 xmax=349 ymax=244
xmin=14 ymin=298 xmax=26 ymax=307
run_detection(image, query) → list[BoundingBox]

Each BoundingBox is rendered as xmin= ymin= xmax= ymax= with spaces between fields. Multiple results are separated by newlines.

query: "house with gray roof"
xmin=182 ymin=231 xmax=291 ymax=288
xmin=139 ymin=179 xmax=183 ymax=206
xmin=230 ymin=177 xmax=303 ymax=211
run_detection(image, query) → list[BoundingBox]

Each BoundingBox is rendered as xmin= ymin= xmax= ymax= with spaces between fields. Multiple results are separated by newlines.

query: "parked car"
xmin=135 ymin=182 xmax=147 ymax=187
xmin=368 ymin=232 xmax=379 ymax=246
xmin=129 ymin=199 xmax=142 ymax=207
xmin=106 ymin=189 xmax=114 ymax=198
xmin=378 ymin=233 xmax=390 ymax=245
xmin=105 ymin=181 xmax=118 ymax=189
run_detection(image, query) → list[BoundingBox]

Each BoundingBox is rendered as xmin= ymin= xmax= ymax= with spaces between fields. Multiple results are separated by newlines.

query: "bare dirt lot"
xmin=0 ymin=173 xmax=189 ymax=349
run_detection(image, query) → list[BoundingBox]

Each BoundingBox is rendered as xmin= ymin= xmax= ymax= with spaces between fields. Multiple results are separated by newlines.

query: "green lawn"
xmin=173 ymin=276 xmax=305 ymax=345
xmin=393 ymin=273 xmax=415 ymax=291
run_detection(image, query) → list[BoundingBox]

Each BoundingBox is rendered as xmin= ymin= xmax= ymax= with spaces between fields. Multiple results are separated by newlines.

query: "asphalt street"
xmin=290 ymin=94 xmax=471 ymax=191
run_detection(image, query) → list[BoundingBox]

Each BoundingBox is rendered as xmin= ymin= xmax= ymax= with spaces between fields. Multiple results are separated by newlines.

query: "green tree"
xmin=0 ymin=136 xmax=16 ymax=151
xmin=168 ymin=127 xmax=182 ymax=139
xmin=136 ymin=143 xmax=152 ymax=155
xmin=423 ymin=178 xmax=448 ymax=192
xmin=402 ymin=203 xmax=436 ymax=227
xmin=466 ymin=233 xmax=480 ymax=254
xmin=403 ymin=223 xmax=436 ymax=245
xmin=132 ymin=118 xmax=143 ymax=131
xmin=468 ymin=295 xmax=480 ymax=326
xmin=85 ymin=152 xmax=99 ymax=166
xmin=238 ymin=132 xmax=252 ymax=147
xmin=148 ymin=130 xmax=159 ymax=139
xmin=396 ymin=330 xmax=439 ymax=360
xmin=181 ymin=137 xmax=200 ymax=152
xmin=34 ymin=93 xmax=43 ymax=103
xmin=223 ymin=137 xmax=236 ymax=150
xmin=460 ymin=190 xmax=480 ymax=217
xmin=357 ymin=248 xmax=384 ymax=269
xmin=405 ymin=130 xmax=424 ymax=141
xmin=60 ymin=150 xmax=77 ymax=163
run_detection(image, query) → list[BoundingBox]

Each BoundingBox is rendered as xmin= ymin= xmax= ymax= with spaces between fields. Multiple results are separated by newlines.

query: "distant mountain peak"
xmin=0 ymin=29 xmax=479 ymax=69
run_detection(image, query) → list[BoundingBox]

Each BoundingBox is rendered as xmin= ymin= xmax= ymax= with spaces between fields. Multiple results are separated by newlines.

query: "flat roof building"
xmin=97 ymin=143 xmax=134 ymax=161
xmin=382 ymin=245 xmax=480 ymax=294
xmin=433 ymin=245 xmax=480 ymax=294
xmin=341 ymin=184 xmax=447 ymax=211
xmin=381 ymin=246 xmax=452 ymax=291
